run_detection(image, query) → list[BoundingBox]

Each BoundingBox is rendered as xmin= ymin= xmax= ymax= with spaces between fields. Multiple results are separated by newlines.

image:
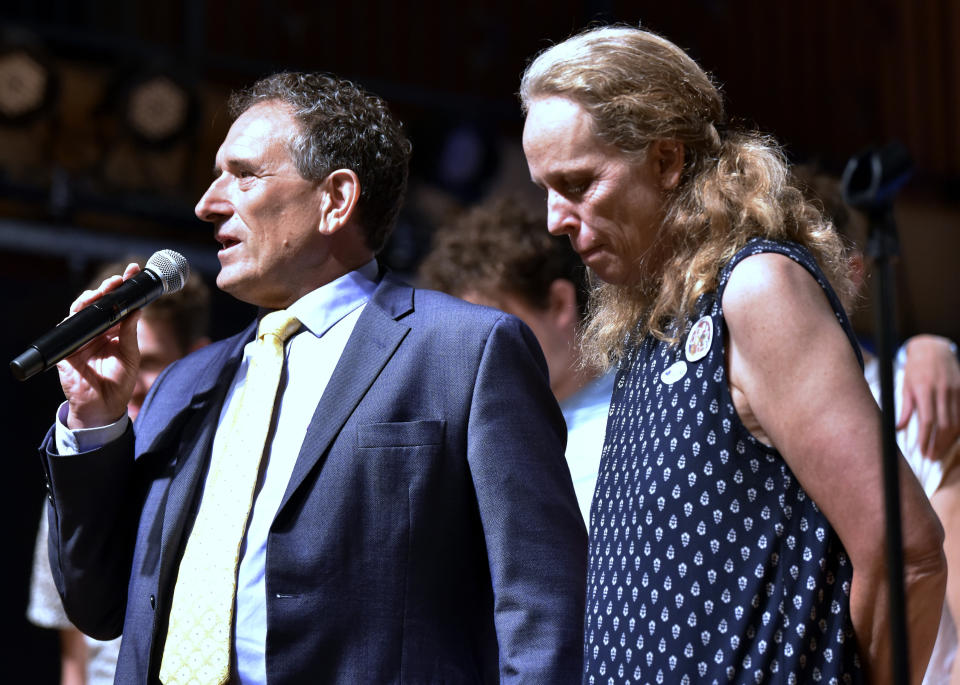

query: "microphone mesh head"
xmin=146 ymin=249 xmax=190 ymax=294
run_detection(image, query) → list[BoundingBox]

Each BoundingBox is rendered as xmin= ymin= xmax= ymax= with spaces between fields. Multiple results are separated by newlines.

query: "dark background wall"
xmin=2 ymin=1 xmax=957 ymax=678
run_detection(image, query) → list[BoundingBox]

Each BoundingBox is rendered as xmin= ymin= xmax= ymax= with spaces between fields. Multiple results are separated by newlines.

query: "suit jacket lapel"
xmin=278 ymin=275 xmax=413 ymax=514
xmin=149 ymin=322 xmax=255 ymax=580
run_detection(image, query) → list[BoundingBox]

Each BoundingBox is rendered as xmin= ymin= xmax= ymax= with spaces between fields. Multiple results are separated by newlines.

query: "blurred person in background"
xmin=419 ymin=195 xmax=614 ymax=522
xmin=797 ymin=167 xmax=960 ymax=684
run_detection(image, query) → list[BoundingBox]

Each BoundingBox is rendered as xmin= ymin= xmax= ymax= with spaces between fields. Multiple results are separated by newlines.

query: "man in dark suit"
xmin=39 ymin=72 xmax=586 ymax=684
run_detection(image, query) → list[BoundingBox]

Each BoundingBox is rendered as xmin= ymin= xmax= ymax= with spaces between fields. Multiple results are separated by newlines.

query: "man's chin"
xmin=215 ymin=273 xmax=254 ymax=304
xmin=216 ymin=275 xmax=277 ymax=309
xmin=215 ymin=267 xmax=244 ymax=294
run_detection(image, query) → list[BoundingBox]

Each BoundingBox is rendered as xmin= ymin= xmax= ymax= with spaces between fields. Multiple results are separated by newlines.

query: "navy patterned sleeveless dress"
xmin=583 ymin=239 xmax=864 ymax=685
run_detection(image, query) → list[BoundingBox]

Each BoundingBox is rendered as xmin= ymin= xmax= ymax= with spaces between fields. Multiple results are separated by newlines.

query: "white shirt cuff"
xmin=54 ymin=401 xmax=129 ymax=455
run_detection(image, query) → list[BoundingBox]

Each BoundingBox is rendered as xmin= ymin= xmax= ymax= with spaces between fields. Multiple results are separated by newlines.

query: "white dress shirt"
xmin=56 ymin=260 xmax=380 ymax=684
xmin=559 ymin=370 xmax=615 ymax=523
xmin=864 ymin=347 xmax=958 ymax=685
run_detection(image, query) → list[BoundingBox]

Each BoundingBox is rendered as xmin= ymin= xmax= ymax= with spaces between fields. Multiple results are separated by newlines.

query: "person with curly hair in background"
xmin=419 ymin=195 xmax=615 ymax=523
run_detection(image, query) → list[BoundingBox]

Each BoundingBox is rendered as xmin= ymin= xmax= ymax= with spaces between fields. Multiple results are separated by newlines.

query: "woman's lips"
xmin=578 ymin=244 xmax=601 ymax=261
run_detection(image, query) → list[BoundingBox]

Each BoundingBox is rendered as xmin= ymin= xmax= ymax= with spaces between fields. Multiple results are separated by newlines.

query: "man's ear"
xmin=318 ymin=168 xmax=361 ymax=235
xmin=650 ymin=139 xmax=685 ymax=190
xmin=547 ymin=278 xmax=580 ymax=334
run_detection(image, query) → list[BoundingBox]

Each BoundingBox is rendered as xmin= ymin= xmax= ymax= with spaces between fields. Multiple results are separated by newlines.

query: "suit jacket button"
xmin=149 ymin=594 xmax=156 ymax=610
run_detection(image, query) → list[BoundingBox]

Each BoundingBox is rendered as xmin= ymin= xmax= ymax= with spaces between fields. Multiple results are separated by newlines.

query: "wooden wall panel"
xmin=620 ymin=0 xmax=960 ymax=181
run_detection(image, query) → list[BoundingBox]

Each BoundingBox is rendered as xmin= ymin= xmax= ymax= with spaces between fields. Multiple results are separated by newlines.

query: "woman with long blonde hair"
xmin=521 ymin=25 xmax=946 ymax=684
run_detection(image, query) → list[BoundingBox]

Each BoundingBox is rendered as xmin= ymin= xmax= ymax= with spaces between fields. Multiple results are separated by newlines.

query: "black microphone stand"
xmin=842 ymin=142 xmax=913 ymax=685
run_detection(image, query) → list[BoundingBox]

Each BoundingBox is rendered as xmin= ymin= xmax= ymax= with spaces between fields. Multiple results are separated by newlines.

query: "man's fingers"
xmin=930 ymin=388 xmax=960 ymax=458
xmin=913 ymin=389 xmax=935 ymax=458
xmin=121 ymin=262 xmax=141 ymax=280
xmin=937 ymin=386 xmax=953 ymax=438
xmin=67 ymin=288 xmax=102 ymax=318
xmin=118 ymin=310 xmax=142 ymax=354
xmin=952 ymin=390 xmax=960 ymax=438
xmin=98 ymin=273 xmax=126 ymax=294
xmin=898 ymin=391 xmax=916 ymax=431
xmin=67 ymin=265 xmax=142 ymax=317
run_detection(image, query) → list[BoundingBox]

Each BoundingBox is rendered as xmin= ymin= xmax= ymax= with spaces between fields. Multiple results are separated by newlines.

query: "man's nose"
xmin=195 ymin=176 xmax=231 ymax=223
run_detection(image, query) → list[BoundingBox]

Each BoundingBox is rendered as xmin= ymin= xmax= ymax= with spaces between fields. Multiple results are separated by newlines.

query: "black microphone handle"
xmin=10 ymin=270 xmax=164 ymax=381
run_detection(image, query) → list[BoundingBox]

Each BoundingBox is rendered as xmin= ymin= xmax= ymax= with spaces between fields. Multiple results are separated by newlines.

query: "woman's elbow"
xmin=902 ymin=504 xmax=947 ymax=588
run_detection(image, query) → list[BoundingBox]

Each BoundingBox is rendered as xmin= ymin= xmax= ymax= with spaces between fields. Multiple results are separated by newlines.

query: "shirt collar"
xmin=284 ymin=259 xmax=379 ymax=339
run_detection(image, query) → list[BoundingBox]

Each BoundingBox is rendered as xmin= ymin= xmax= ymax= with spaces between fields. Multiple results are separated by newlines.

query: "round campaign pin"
xmin=684 ymin=315 xmax=713 ymax=362
xmin=660 ymin=360 xmax=688 ymax=385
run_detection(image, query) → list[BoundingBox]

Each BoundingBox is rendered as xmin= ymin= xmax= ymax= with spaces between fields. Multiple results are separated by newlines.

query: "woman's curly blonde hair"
xmin=520 ymin=25 xmax=854 ymax=370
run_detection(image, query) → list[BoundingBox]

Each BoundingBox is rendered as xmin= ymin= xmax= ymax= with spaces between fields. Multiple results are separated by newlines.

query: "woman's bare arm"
xmin=931 ymin=443 xmax=960 ymax=685
xmin=723 ymin=252 xmax=946 ymax=684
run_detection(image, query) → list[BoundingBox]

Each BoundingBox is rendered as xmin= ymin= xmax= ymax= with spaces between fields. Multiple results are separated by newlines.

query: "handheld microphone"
xmin=10 ymin=249 xmax=190 ymax=381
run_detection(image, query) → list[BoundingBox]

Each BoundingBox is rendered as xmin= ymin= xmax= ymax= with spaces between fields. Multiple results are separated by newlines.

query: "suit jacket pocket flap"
xmin=357 ymin=420 xmax=445 ymax=448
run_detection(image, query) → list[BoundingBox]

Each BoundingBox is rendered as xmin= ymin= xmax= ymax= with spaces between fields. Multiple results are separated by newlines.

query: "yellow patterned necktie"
xmin=159 ymin=310 xmax=301 ymax=685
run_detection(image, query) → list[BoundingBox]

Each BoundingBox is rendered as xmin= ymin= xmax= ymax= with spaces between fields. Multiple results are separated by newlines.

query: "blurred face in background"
xmin=459 ymin=279 xmax=582 ymax=401
xmin=128 ymin=316 xmax=187 ymax=421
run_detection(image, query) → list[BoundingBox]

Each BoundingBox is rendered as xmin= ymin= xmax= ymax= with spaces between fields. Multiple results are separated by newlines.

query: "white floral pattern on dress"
xmin=583 ymin=239 xmax=863 ymax=685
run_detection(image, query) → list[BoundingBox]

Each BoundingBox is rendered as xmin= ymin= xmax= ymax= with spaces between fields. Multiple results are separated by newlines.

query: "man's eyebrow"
xmin=211 ymin=158 xmax=257 ymax=178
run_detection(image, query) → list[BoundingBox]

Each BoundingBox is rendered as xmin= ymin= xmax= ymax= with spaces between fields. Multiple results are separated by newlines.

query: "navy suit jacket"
xmin=40 ymin=274 xmax=588 ymax=684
